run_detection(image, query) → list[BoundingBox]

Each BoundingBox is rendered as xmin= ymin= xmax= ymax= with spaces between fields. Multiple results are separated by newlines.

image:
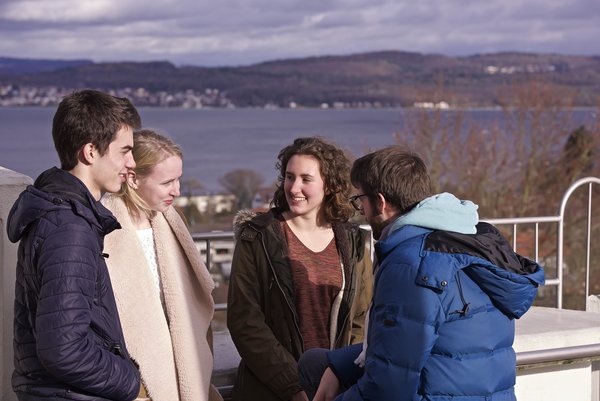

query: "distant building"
xmin=413 ymin=101 xmax=450 ymax=109
xmin=174 ymin=193 xmax=236 ymax=214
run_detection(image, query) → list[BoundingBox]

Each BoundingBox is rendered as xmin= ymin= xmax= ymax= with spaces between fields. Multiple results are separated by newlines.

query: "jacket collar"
xmin=375 ymin=224 xmax=429 ymax=262
xmin=33 ymin=167 xmax=120 ymax=235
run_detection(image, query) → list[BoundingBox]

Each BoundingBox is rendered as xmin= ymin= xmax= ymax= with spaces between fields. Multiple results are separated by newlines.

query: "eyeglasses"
xmin=349 ymin=194 xmax=368 ymax=211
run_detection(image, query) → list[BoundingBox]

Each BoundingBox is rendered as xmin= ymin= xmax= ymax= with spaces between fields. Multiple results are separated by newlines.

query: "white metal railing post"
xmin=557 ymin=177 xmax=600 ymax=310
xmin=557 ymin=216 xmax=564 ymax=309
xmin=586 ymin=183 xmax=594 ymax=310
xmin=534 ymin=223 xmax=539 ymax=261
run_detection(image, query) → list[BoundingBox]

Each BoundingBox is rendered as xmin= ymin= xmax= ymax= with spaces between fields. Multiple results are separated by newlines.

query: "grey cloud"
xmin=0 ymin=0 xmax=598 ymax=65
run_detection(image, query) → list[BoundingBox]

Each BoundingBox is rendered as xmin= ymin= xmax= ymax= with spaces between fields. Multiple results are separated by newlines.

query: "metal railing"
xmin=516 ymin=342 xmax=600 ymax=369
xmin=484 ymin=177 xmax=600 ymax=309
xmin=194 ymin=177 xmax=600 ymax=310
xmin=191 ymin=231 xmax=232 ymax=312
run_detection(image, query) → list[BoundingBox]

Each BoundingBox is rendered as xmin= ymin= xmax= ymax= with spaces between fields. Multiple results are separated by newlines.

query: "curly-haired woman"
xmin=227 ymin=137 xmax=373 ymax=401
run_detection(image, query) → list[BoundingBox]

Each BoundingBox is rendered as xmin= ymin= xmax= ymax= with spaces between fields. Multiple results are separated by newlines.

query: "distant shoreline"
xmin=0 ymin=105 xmax=597 ymax=112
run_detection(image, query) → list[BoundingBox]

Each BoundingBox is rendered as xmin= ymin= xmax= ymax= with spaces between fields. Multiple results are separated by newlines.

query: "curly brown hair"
xmin=271 ymin=136 xmax=354 ymax=223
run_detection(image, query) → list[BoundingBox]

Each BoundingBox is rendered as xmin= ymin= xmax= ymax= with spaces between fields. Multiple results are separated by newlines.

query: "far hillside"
xmin=1 ymin=51 xmax=599 ymax=107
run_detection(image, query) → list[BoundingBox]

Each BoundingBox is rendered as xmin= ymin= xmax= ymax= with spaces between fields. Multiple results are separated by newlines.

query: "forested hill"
xmin=1 ymin=51 xmax=599 ymax=107
xmin=0 ymin=57 xmax=92 ymax=75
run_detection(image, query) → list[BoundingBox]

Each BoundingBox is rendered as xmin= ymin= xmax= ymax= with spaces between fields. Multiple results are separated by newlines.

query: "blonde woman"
xmin=102 ymin=129 xmax=221 ymax=401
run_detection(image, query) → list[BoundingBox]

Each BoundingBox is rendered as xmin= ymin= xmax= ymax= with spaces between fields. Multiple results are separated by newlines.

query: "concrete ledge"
xmin=213 ymin=330 xmax=240 ymax=400
xmin=1 ymin=167 xmax=32 ymax=401
xmin=515 ymin=306 xmax=600 ymax=352
xmin=589 ymin=295 xmax=600 ymax=312
xmin=0 ymin=167 xmax=34 ymax=187
xmin=515 ymin=306 xmax=600 ymax=401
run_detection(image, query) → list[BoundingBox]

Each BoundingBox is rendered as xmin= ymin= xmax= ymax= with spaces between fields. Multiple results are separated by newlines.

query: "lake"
xmin=0 ymin=107 xmax=596 ymax=192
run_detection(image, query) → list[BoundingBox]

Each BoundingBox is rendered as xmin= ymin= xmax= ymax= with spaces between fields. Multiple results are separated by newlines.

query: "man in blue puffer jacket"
xmin=7 ymin=90 xmax=142 ymax=401
xmin=309 ymin=146 xmax=544 ymax=401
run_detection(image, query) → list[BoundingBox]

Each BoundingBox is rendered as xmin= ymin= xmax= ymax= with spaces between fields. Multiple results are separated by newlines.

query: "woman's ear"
xmin=126 ymin=170 xmax=139 ymax=190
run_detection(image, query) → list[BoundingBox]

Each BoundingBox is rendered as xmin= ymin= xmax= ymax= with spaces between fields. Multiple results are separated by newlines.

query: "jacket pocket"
xmin=92 ymin=326 xmax=125 ymax=357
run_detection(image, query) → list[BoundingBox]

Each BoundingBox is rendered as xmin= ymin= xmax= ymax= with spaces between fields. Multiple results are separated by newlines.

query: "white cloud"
xmin=3 ymin=0 xmax=123 ymax=22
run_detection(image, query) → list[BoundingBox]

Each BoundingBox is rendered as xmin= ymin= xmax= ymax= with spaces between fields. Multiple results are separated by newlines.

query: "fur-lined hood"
xmin=233 ymin=209 xmax=260 ymax=240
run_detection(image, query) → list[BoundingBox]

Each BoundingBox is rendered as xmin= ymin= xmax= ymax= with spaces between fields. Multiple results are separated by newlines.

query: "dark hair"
xmin=351 ymin=146 xmax=432 ymax=212
xmin=272 ymin=136 xmax=354 ymax=223
xmin=52 ymin=89 xmax=141 ymax=170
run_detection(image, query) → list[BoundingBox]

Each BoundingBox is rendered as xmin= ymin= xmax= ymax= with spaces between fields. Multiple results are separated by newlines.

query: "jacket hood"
xmin=462 ymin=253 xmax=544 ymax=318
xmin=420 ymin=222 xmax=544 ymax=319
xmin=233 ymin=209 xmax=260 ymax=240
xmin=233 ymin=207 xmax=291 ymax=241
xmin=34 ymin=166 xmax=92 ymax=208
xmin=388 ymin=192 xmax=479 ymax=236
xmin=7 ymin=167 xmax=120 ymax=243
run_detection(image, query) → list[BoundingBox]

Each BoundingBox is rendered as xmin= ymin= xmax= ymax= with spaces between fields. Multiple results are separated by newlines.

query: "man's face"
xmin=90 ymin=126 xmax=135 ymax=199
xmin=355 ymin=186 xmax=390 ymax=240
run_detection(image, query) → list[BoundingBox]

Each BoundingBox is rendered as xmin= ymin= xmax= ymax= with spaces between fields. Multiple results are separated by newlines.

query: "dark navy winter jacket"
xmin=327 ymin=222 xmax=545 ymax=401
xmin=7 ymin=167 xmax=140 ymax=401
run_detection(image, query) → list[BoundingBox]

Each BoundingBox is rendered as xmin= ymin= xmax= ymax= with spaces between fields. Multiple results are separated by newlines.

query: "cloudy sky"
xmin=1 ymin=0 xmax=599 ymax=67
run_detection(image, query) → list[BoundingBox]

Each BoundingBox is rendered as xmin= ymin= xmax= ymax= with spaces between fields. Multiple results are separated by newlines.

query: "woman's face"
xmin=130 ymin=154 xmax=182 ymax=213
xmin=284 ymin=154 xmax=326 ymax=220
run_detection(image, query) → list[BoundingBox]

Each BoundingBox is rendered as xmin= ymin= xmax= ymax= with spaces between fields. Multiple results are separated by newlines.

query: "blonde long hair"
xmin=118 ymin=129 xmax=183 ymax=221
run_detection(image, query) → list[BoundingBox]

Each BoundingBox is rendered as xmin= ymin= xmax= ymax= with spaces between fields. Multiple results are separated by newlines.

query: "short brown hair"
xmin=351 ymin=146 xmax=432 ymax=212
xmin=272 ymin=137 xmax=354 ymax=223
xmin=52 ymin=89 xmax=141 ymax=170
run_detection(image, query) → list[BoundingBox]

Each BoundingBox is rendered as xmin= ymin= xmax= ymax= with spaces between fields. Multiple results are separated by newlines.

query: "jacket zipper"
xmin=259 ymin=231 xmax=305 ymax=351
xmin=452 ymin=271 xmax=470 ymax=316
xmin=93 ymin=326 xmax=130 ymax=360
xmin=333 ymin=261 xmax=352 ymax=347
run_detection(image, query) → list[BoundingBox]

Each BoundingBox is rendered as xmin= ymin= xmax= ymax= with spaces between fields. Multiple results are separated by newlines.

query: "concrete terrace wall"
xmin=1 ymin=167 xmax=32 ymax=401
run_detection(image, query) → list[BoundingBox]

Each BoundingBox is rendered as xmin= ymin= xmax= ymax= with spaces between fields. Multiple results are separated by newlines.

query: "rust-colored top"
xmin=282 ymin=221 xmax=342 ymax=350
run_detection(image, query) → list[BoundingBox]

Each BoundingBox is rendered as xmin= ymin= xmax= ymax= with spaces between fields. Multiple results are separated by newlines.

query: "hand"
xmin=291 ymin=390 xmax=310 ymax=401
xmin=313 ymin=367 xmax=341 ymax=401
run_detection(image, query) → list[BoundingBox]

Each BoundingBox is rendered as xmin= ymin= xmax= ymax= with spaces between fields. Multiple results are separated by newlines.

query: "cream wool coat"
xmin=102 ymin=195 xmax=216 ymax=401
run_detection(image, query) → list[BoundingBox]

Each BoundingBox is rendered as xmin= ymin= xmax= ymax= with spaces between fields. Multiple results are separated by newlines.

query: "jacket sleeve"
xmin=35 ymin=223 xmax=140 ymax=401
xmin=349 ymin=232 xmax=373 ymax=343
xmin=227 ymin=237 xmax=302 ymax=400
xmin=337 ymin=262 xmax=444 ymax=401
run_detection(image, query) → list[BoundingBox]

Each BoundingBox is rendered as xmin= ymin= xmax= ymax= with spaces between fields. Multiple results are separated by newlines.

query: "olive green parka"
xmin=227 ymin=209 xmax=373 ymax=401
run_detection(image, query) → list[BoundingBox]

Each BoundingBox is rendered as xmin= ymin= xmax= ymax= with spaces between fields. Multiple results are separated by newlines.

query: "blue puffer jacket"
xmin=328 ymin=194 xmax=545 ymax=401
xmin=7 ymin=167 xmax=141 ymax=401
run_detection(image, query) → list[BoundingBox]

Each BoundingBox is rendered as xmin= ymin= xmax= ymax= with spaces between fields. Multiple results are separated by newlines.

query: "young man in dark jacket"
xmin=7 ymin=89 xmax=142 ymax=401
xmin=306 ymin=146 xmax=545 ymax=401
